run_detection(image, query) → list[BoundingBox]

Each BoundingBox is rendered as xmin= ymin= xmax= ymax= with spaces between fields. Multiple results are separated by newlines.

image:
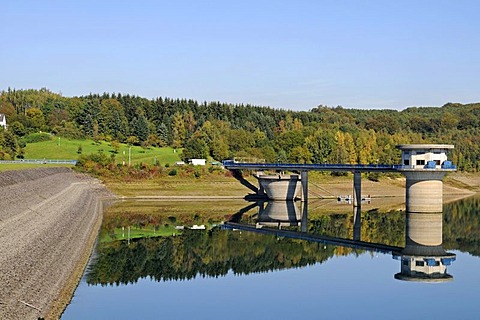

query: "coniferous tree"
xmin=134 ymin=113 xmax=150 ymax=142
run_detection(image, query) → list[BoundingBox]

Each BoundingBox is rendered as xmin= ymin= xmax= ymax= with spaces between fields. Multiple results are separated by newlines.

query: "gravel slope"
xmin=0 ymin=167 xmax=113 ymax=320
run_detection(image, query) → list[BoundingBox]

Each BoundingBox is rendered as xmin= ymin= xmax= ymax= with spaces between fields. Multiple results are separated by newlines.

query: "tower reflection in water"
xmin=256 ymin=201 xmax=303 ymax=229
xmin=393 ymin=212 xmax=456 ymax=282
xmin=231 ymin=200 xmax=456 ymax=282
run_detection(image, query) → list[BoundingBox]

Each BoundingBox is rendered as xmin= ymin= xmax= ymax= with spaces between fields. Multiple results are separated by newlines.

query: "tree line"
xmin=1 ymin=88 xmax=479 ymax=171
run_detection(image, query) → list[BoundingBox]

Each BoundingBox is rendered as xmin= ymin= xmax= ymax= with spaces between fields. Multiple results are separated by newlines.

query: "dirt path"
xmin=0 ymin=167 xmax=114 ymax=320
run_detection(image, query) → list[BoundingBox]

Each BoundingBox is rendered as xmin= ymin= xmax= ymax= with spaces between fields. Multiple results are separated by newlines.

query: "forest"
xmin=1 ymin=88 xmax=479 ymax=171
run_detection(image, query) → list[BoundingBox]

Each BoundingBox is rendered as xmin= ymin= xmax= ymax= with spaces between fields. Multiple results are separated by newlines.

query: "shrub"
xmin=194 ymin=170 xmax=201 ymax=178
xmin=168 ymin=169 xmax=177 ymax=176
xmin=367 ymin=172 xmax=380 ymax=182
xmin=76 ymin=152 xmax=115 ymax=174
xmin=22 ymin=132 xmax=53 ymax=143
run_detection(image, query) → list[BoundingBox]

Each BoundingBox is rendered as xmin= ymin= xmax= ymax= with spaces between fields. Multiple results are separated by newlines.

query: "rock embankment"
xmin=0 ymin=167 xmax=114 ymax=320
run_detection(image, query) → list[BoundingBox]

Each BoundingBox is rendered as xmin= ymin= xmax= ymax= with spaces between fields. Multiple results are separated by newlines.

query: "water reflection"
xmin=256 ymin=201 xmax=303 ymax=229
xmin=393 ymin=213 xmax=456 ymax=282
xmin=83 ymin=198 xmax=470 ymax=286
xmin=62 ymin=196 xmax=480 ymax=319
xmin=227 ymin=201 xmax=456 ymax=282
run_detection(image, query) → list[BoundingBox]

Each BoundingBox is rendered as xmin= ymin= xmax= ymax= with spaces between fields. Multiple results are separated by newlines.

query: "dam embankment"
xmin=0 ymin=167 xmax=113 ymax=320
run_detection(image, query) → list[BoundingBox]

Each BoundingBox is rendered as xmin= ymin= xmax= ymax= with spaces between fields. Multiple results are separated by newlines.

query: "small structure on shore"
xmin=189 ymin=159 xmax=206 ymax=166
xmin=0 ymin=114 xmax=6 ymax=129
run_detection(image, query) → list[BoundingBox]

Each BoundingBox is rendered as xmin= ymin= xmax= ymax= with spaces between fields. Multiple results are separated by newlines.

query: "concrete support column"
xmin=404 ymin=171 xmax=446 ymax=213
xmin=353 ymin=172 xmax=362 ymax=207
xmin=301 ymin=170 xmax=308 ymax=202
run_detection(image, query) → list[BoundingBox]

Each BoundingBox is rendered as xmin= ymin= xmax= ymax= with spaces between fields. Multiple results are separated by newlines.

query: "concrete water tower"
xmin=396 ymin=144 xmax=456 ymax=213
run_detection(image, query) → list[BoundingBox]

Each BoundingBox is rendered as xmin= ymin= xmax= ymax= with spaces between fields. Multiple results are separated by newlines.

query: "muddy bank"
xmin=0 ymin=167 xmax=114 ymax=320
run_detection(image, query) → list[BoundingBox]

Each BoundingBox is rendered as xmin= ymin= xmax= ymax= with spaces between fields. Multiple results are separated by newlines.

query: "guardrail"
xmin=0 ymin=159 xmax=77 ymax=165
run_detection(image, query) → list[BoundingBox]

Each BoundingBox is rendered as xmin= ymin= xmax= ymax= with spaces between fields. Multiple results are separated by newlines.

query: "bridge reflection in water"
xmin=223 ymin=201 xmax=456 ymax=282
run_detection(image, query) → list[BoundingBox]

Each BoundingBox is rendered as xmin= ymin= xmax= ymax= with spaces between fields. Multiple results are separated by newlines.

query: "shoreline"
xmin=46 ymin=198 xmax=111 ymax=320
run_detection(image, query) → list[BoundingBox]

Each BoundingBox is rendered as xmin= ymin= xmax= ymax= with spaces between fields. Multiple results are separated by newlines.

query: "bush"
xmin=76 ymin=152 xmax=115 ymax=172
xmin=168 ymin=169 xmax=177 ymax=176
xmin=367 ymin=172 xmax=380 ymax=182
xmin=22 ymin=132 xmax=53 ymax=143
xmin=194 ymin=169 xmax=201 ymax=178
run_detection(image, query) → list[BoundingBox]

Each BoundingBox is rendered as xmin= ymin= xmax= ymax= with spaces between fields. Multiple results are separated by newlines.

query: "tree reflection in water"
xmin=87 ymin=196 xmax=480 ymax=285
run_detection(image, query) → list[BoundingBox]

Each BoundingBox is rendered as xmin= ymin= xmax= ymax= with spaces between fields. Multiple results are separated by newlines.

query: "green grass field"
xmin=99 ymin=225 xmax=182 ymax=243
xmin=23 ymin=138 xmax=182 ymax=166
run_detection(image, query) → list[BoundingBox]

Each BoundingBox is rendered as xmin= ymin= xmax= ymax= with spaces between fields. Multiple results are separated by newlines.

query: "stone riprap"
xmin=0 ymin=167 xmax=113 ymax=320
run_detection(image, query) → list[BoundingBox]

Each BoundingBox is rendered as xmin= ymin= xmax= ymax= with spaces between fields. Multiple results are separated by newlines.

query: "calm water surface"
xmin=62 ymin=196 xmax=480 ymax=320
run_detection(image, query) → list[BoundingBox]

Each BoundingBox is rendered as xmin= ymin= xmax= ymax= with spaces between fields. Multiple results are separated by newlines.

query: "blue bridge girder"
xmin=222 ymin=160 xmax=400 ymax=173
xmin=222 ymin=222 xmax=403 ymax=255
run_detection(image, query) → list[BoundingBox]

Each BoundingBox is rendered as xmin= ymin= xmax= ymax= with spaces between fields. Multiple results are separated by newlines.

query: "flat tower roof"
xmin=396 ymin=144 xmax=454 ymax=150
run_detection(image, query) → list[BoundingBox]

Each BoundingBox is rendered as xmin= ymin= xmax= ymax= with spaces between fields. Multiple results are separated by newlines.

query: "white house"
xmin=0 ymin=114 xmax=6 ymax=129
xmin=189 ymin=159 xmax=206 ymax=166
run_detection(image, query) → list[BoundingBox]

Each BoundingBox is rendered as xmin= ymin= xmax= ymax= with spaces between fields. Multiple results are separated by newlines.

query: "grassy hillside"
xmin=23 ymin=138 xmax=182 ymax=166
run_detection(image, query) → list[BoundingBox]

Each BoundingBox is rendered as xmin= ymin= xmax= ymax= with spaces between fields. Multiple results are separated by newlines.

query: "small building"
xmin=396 ymin=144 xmax=454 ymax=169
xmin=190 ymin=224 xmax=206 ymax=230
xmin=0 ymin=114 xmax=6 ymax=129
xmin=189 ymin=158 xmax=206 ymax=166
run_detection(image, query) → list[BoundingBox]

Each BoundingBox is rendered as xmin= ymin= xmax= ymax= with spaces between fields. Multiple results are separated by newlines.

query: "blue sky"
xmin=2 ymin=0 xmax=479 ymax=110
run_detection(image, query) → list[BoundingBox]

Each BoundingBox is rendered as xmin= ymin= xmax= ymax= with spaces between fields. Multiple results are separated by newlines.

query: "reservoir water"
xmin=62 ymin=196 xmax=480 ymax=319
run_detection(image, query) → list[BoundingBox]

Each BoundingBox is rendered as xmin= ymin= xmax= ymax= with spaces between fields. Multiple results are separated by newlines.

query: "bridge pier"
xmin=353 ymin=171 xmax=361 ymax=207
xmin=301 ymin=170 xmax=308 ymax=202
xmin=404 ymin=171 xmax=447 ymax=213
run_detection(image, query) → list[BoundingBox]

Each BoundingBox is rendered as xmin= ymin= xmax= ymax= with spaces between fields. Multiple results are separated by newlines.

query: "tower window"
xmin=415 ymin=261 xmax=425 ymax=267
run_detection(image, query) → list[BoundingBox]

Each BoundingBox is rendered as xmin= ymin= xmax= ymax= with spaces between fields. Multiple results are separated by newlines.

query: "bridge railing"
xmin=223 ymin=161 xmax=457 ymax=172
xmin=223 ymin=160 xmax=400 ymax=170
